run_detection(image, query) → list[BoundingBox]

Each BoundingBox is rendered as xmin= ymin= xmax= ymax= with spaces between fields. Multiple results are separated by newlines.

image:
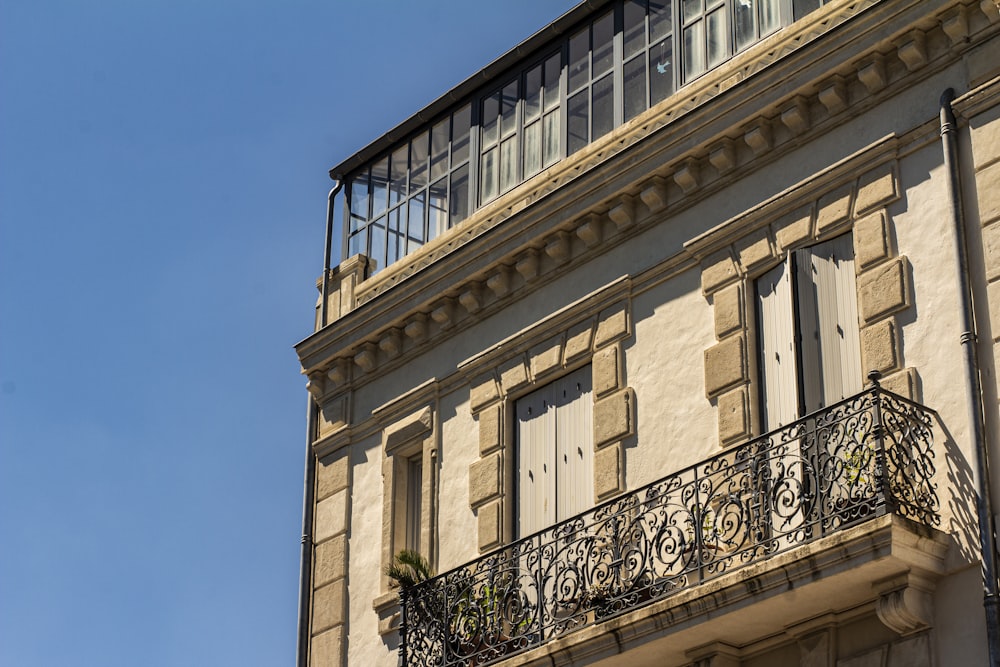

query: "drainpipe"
xmin=295 ymin=399 xmax=318 ymax=667
xmin=940 ymin=88 xmax=1000 ymax=664
xmin=320 ymin=181 xmax=343 ymax=329
xmin=297 ymin=181 xmax=343 ymax=667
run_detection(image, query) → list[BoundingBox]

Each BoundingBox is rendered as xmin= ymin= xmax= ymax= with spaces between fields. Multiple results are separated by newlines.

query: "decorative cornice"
xmin=296 ymin=0 xmax=996 ymax=395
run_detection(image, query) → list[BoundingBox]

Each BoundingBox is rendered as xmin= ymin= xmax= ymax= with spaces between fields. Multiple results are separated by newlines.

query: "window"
xmin=348 ymin=105 xmax=471 ymax=273
xmin=380 ymin=406 xmax=436 ymax=590
xmin=756 ymin=234 xmax=861 ymax=429
xmin=404 ymin=454 xmax=423 ymax=552
xmin=344 ymin=0 xmax=836 ymax=274
xmin=515 ymin=366 xmax=593 ymax=537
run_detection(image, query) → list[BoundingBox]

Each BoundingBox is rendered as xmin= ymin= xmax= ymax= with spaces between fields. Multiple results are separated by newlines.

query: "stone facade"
xmin=295 ymin=1 xmax=1000 ymax=666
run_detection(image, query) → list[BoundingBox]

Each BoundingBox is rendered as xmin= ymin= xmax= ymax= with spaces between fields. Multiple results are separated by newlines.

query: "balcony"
xmin=399 ymin=381 xmax=941 ymax=667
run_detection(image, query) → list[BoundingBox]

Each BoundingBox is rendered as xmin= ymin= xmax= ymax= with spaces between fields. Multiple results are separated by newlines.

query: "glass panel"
xmin=592 ymin=73 xmax=614 ymax=140
xmin=407 ymin=191 xmax=425 ymax=243
xmin=369 ymin=217 xmax=386 ymax=271
xmin=452 ymin=104 xmax=471 ymax=166
xmin=735 ymin=0 xmax=754 ymax=52
xmin=568 ymin=90 xmax=589 ymax=155
xmin=409 ymin=132 xmax=429 ymax=194
xmin=683 ymin=21 xmax=705 ymax=81
xmin=482 ymin=91 xmax=500 ymax=147
xmin=480 ymin=147 xmax=497 ymax=202
xmin=793 ymin=0 xmax=822 ymax=20
xmin=624 ymin=56 xmax=647 ymax=121
xmin=760 ymin=0 xmax=780 ymax=36
xmin=683 ymin=0 xmax=702 ymax=24
xmin=624 ymin=0 xmax=647 ymax=59
xmin=649 ymin=0 xmax=672 ymax=43
xmin=430 ymin=118 xmax=449 ymax=181
xmin=592 ymin=12 xmax=614 ymax=76
xmin=543 ymin=53 xmax=561 ymax=112
xmin=650 ymin=36 xmax=675 ymax=104
xmin=523 ymin=120 xmax=541 ymax=177
xmin=707 ymin=8 xmax=727 ymax=68
xmin=568 ymin=26 xmax=589 ymax=93
xmin=349 ymin=172 xmax=369 ymax=229
xmin=386 ymin=208 xmax=401 ymax=267
xmin=450 ymin=164 xmax=469 ymax=226
xmin=428 ymin=177 xmax=448 ymax=241
xmin=348 ymin=228 xmax=367 ymax=259
xmin=501 ymin=80 xmax=518 ymax=138
xmin=525 ymin=64 xmax=542 ymax=122
xmin=543 ymin=111 xmax=560 ymax=166
xmin=389 ymin=145 xmax=408 ymax=208
xmin=371 ymin=157 xmax=389 ymax=217
xmin=500 ymin=136 xmax=518 ymax=192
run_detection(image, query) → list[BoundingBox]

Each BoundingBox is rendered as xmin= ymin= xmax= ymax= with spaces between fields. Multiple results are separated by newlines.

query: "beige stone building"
xmin=294 ymin=1 xmax=1000 ymax=665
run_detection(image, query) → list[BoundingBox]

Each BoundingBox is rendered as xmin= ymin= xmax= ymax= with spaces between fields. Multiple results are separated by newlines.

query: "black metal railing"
xmin=400 ymin=381 xmax=938 ymax=667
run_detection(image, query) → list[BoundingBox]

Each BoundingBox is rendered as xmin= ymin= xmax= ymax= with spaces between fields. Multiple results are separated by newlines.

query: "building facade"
xmin=295 ymin=1 xmax=1000 ymax=665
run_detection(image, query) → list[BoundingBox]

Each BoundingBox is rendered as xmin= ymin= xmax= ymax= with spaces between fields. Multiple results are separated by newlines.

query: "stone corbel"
xmin=817 ymin=76 xmax=848 ymax=115
xmin=673 ymin=157 xmax=700 ymax=194
xmin=515 ymin=250 xmax=541 ymax=282
xmin=857 ymin=54 xmax=887 ymax=94
xmin=874 ymin=572 xmax=937 ymax=636
xmin=576 ymin=214 xmax=603 ymax=248
xmin=431 ymin=298 xmax=456 ymax=328
xmin=354 ymin=343 xmax=378 ymax=373
xmin=940 ymin=6 xmax=968 ymax=45
xmin=544 ymin=232 xmax=572 ymax=264
xmin=458 ymin=284 xmax=483 ymax=314
xmin=403 ymin=313 xmax=427 ymax=341
xmin=896 ymin=30 xmax=927 ymax=71
xmin=709 ymin=138 xmax=737 ymax=175
xmin=639 ymin=175 xmax=669 ymax=212
xmin=780 ymin=96 xmax=811 ymax=136
xmin=486 ymin=266 xmax=512 ymax=297
xmin=378 ymin=329 xmax=402 ymax=358
xmin=608 ymin=195 xmax=636 ymax=231
xmin=744 ymin=118 xmax=772 ymax=156
xmin=307 ymin=371 xmax=325 ymax=398
xmin=326 ymin=359 xmax=350 ymax=387
xmin=982 ymin=0 xmax=1000 ymax=24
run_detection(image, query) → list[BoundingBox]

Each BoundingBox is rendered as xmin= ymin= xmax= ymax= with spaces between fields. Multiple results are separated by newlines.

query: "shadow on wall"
xmin=936 ymin=412 xmax=979 ymax=564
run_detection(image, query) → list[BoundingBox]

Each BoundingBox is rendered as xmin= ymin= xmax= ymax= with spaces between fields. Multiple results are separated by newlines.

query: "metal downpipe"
xmin=297 ymin=181 xmax=343 ymax=666
xmin=295 ymin=401 xmax=318 ymax=667
xmin=940 ymin=87 xmax=1000 ymax=664
xmin=319 ymin=181 xmax=343 ymax=329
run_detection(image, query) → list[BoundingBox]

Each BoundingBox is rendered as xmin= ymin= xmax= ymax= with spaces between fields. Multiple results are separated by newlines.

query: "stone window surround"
xmin=460 ymin=279 xmax=635 ymax=553
xmin=698 ymin=155 xmax=916 ymax=446
xmin=373 ymin=404 xmax=438 ymax=636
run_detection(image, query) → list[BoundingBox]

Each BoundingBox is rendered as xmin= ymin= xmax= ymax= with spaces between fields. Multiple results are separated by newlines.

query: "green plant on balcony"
xmin=386 ymin=549 xmax=435 ymax=589
xmin=685 ymin=503 xmax=721 ymax=552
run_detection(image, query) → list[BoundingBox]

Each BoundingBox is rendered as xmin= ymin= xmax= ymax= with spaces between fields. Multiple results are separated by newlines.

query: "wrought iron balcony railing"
xmin=399 ymin=380 xmax=938 ymax=667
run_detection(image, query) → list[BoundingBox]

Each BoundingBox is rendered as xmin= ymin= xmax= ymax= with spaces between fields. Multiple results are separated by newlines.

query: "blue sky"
xmin=0 ymin=2 xmax=578 ymax=665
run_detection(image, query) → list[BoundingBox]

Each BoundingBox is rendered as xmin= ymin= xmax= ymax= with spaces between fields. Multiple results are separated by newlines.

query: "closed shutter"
xmin=757 ymin=260 xmax=798 ymax=430
xmin=516 ymin=366 xmax=593 ymax=537
xmin=796 ymin=235 xmax=861 ymax=412
xmin=554 ymin=367 xmax=593 ymax=522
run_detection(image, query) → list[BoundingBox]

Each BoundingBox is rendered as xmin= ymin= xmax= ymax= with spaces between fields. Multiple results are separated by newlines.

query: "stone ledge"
xmin=503 ymin=515 xmax=947 ymax=667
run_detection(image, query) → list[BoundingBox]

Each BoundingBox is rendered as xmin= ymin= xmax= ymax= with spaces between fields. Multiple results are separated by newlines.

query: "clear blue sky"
xmin=0 ymin=2 xmax=578 ymax=665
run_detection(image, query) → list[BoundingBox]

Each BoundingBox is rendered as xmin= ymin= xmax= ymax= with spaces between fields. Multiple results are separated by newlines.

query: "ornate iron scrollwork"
xmin=401 ymin=386 xmax=938 ymax=667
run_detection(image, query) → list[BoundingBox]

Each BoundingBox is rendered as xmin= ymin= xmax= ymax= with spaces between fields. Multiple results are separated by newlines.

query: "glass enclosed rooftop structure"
xmin=330 ymin=0 xmax=831 ymax=275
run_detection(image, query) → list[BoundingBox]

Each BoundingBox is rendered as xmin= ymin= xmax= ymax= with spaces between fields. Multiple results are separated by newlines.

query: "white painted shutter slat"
xmin=757 ymin=260 xmax=798 ymax=429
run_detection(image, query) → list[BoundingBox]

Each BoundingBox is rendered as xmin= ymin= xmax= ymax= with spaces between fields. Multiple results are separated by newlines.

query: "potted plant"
xmin=386 ymin=548 xmax=435 ymax=590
